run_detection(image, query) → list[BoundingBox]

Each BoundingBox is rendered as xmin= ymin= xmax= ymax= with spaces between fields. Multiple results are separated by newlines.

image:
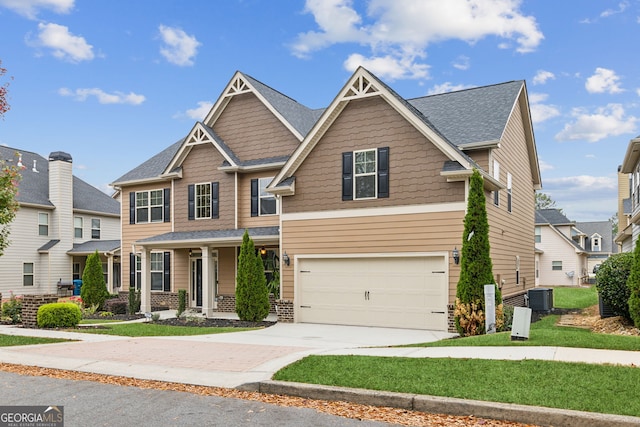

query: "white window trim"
xmin=23 ymin=262 xmax=34 ymax=286
xmin=150 ymin=252 xmax=164 ymax=291
xmin=74 ymin=216 xmax=83 ymax=239
xmin=507 ymin=173 xmax=513 ymax=213
xmin=493 ymin=160 xmax=500 ymax=206
xmin=91 ymin=218 xmax=101 ymax=240
xmin=195 ymin=182 xmax=212 ymax=220
xmin=136 ymin=190 xmax=164 ymax=223
xmin=353 ymin=148 xmax=378 ymax=200
xmin=552 ymin=260 xmax=562 ymax=271
xmin=258 ymin=177 xmax=278 ymax=216
xmin=38 ymin=212 xmax=49 ymax=236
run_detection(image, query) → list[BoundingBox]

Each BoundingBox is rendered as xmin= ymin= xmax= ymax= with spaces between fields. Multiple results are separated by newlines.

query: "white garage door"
xmin=297 ymin=256 xmax=448 ymax=330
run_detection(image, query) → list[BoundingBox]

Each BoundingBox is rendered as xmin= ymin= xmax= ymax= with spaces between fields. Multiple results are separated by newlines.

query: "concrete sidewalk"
xmin=1 ymin=313 xmax=640 ymax=426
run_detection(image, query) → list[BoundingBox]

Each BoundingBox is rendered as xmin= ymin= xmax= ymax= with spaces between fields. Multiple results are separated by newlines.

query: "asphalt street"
xmin=0 ymin=371 xmax=399 ymax=427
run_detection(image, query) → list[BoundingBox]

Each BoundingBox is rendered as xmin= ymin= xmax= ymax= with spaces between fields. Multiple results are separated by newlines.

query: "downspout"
xmin=234 ymin=172 xmax=238 ymax=229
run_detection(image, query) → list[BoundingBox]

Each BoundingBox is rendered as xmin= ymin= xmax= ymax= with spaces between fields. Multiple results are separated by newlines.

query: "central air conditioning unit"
xmin=528 ymin=288 xmax=553 ymax=313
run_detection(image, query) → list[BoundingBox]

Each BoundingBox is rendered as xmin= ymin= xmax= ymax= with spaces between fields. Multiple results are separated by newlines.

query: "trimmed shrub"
xmin=177 ymin=289 xmax=187 ymax=317
xmin=596 ymin=252 xmax=634 ymax=320
xmin=235 ymin=230 xmax=270 ymax=322
xmin=80 ymin=251 xmax=109 ymax=310
xmin=103 ymin=298 xmax=127 ymax=315
xmin=37 ymin=302 xmax=82 ymax=328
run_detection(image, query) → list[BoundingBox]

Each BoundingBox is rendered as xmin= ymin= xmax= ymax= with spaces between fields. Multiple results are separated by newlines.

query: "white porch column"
xmin=106 ymin=255 xmax=114 ymax=293
xmin=140 ymin=247 xmax=152 ymax=313
xmin=201 ymin=246 xmax=214 ymax=317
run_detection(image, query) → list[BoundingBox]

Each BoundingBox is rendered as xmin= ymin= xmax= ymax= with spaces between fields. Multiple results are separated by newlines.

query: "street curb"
xmin=254 ymin=381 xmax=640 ymax=427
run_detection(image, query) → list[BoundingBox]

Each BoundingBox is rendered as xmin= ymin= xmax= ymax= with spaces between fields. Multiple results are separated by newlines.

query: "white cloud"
xmin=452 ymin=55 xmax=470 ymax=70
xmin=585 ymin=68 xmax=623 ymax=94
xmin=344 ymin=53 xmax=429 ymax=80
xmin=32 ymin=22 xmax=94 ymax=63
xmin=538 ymin=159 xmax=553 ymax=172
xmin=293 ymin=0 xmax=543 ymax=79
xmin=532 ymin=70 xmax=555 ymax=85
xmin=0 ymin=0 xmax=73 ymax=19
xmin=528 ymin=92 xmax=560 ymax=124
xmin=636 ymin=88 xmax=640 ymax=97
xmin=173 ymin=101 xmax=213 ymax=120
xmin=158 ymin=25 xmax=200 ymax=66
xmin=555 ymin=104 xmax=637 ymax=142
xmin=59 ymin=87 xmax=145 ymax=105
xmin=600 ymin=1 xmax=629 ymax=18
xmin=543 ymin=175 xmax=618 ymax=221
xmin=427 ymin=82 xmax=474 ymax=95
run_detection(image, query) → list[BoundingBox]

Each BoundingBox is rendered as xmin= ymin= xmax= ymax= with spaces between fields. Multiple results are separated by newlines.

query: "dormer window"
xmin=591 ymin=234 xmax=601 ymax=252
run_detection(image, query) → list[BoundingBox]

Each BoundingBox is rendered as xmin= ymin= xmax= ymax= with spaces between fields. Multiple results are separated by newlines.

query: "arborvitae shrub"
xmin=235 ymin=230 xmax=270 ymax=322
xmin=80 ymin=251 xmax=109 ymax=310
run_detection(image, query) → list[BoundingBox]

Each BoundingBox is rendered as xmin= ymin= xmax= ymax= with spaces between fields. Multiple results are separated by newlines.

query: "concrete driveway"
xmin=0 ymin=322 xmax=455 ymax=389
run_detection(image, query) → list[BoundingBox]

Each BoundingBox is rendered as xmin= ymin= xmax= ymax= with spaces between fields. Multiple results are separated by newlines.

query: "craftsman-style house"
xmin=111 ymin=67 xmax=541 ymax=332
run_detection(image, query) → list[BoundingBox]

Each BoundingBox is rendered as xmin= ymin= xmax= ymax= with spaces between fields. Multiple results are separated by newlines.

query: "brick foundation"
xmin=216 ymin=294 xmax=278 ymax=315
xmin=22 ymin=294 xmax=58 ymax=328
xmin=276 ymin=299 xmax=294 ymax=323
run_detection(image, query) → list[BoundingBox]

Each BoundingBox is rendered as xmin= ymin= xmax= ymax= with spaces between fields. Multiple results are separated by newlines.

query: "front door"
xmin=191 ymin=258 xmax=203 ymax=307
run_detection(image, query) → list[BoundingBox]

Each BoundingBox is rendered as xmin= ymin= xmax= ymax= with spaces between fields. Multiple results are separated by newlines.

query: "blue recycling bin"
xmin=73 ymin=279 xmax=82 ymax=296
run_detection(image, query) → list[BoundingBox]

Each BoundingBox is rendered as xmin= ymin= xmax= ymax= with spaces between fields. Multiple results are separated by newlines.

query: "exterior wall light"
xmin=282 ymin=251 xmax=290 ymax=266
xmin=452 ymin=247 xmax=460 ymax=265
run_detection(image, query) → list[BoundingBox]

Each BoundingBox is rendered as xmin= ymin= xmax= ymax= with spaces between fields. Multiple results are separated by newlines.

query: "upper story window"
xmin=130 ymin=189 xmax=170 ymax=225
xmin=342 ymin=147 xmax=389 ymax=201
xmin=196 ymin=183 xmax=211 ymax=219
xmin=74 ymin=217 xmax=83 ymax=238
xmin=251 ymin=178 xmax=277 ymax=216
xmin=188 ymin=183 xmax=218 ymax=221
xmin=493 ymin=160 xmax=500 ymax=206
xmin=136 ymin=190 xmax=164 ymax=223
xmin=38 ymin=212 xmax=49 ymax=236
xmin=259 ymin=178 xmax=276 ymax=215
xmin=535 ymin=226 xmax=541 ymax=243
xmin=507 ymin=173 xmax=513 ymax=213
xmin=591 ymin=234 xmax=602 ymax=252
xmin=552 ymin=260 xmax=562 ymax=271
xmin=91 ymin=218 xmax=101 ymax=239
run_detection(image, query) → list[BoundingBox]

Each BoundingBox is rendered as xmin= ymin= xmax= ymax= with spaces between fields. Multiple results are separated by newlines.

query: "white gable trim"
xmin=269 ymin=67 xmax=475 ymax=192
xmin=203 ymin=72 xmax=304 ymax=141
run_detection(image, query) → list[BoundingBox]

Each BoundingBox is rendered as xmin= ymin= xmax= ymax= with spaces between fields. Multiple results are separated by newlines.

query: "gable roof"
xmin=536 ymin=209 xmax=573 ymax=226
xmin=270 ymin=67 xmax=531 ymax=194
xmin=408 ymin=81 xmax=524 ymax=148
xmin=0 ymin=145 xmax=119 ymax=215
xmin=111 ymin=139 xmax=183 ymax=186
xmin=575 ymin=221 xmax=616 ymax=254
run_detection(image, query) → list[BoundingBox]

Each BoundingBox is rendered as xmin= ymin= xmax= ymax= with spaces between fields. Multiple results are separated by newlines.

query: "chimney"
xmin=48 ymin=151 xmax=73 ymax=241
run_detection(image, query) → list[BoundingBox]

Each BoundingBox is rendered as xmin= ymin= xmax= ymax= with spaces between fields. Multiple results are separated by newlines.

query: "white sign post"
xmin=484 ymin=284 xmax=496 ymax=334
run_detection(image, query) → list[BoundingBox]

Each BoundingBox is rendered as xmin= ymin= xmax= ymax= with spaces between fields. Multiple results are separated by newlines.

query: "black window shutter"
xmin=211 ymin=182 xmax=219 ymax=219
xmin=342 ymin=152 xmax=353 ymax=201
xmin=251 ymin=179 xmax=259 ymax=217
xmin=377 ymin=147 xmax=389 ymax=198
xmin=129 ymin=192 xmax=136 ymax=224
xmin=163 ymin=188 xmax=171 ymax=222
xmin=188 ymin=184 xmax=195 ymax=220
xmin=163 ymin=252 xmax=171 ymax=292
xmin=129 ymin=253 xmax=136 ymax=289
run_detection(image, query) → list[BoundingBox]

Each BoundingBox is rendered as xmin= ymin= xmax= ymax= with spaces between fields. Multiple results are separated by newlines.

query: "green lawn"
xmin=274 ymin=356 xmax=640 ymax=417
xmin=0 ymin=334 xmax=68 ymax=347
xmin=73 ymin=322 xmax=258 ymax=337
xmin=553 ymin=285 xmax=598 ymax=309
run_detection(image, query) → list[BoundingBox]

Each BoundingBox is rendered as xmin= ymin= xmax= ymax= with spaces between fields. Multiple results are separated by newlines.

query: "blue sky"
xmin=0 ymin=0 xmax=638 ymax=222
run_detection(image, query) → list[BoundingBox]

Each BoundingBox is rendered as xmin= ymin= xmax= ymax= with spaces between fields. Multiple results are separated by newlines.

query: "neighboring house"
xmin=617 ymin=137 xmax=640 ymax=251
xmin=111 ymin=67 xmax=541 ymax=332
xmin=535 ymin=209 xmax=615 ymax=286
xmin=0 ymin=147 xmax=121 ymax=297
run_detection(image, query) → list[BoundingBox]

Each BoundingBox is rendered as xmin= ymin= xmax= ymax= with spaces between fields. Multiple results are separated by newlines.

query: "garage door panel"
xmin=297 ymin=256 xmax=447 ymax=331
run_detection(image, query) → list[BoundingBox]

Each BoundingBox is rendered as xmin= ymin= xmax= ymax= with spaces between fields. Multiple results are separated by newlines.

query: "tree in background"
xmin=235 ymin=230 xmax=270 ymax=322
xmin=535 ymin=192 xmax=560 ymax=211
xmin=81 ymin=251 xmax=109 ymax=309
xmin=0 ymin=60 xmax=20 ymax=256
xmin=454 ymin=170 xmax=503 ymax=336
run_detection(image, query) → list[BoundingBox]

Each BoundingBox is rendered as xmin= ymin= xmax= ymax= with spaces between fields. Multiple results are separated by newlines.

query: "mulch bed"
xmin=154 ymin=317 xmax=275 ymax=328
